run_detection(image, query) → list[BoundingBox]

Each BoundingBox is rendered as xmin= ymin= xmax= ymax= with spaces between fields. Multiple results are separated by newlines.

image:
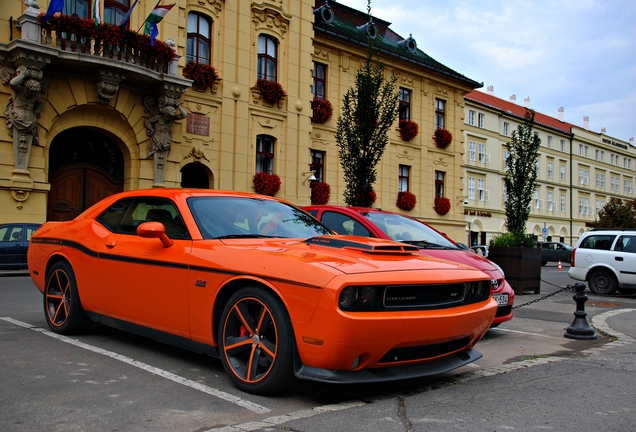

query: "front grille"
xmin=495 ymin=305 xmax=512 ymax=317
xmin=378 ymin=337 xmax=470 ymax=363
xmin=384 ymin=283 xmax=465 ymax=308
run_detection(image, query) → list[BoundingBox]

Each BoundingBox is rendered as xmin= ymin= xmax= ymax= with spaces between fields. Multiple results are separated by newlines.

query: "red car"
xmin=304 ymin=205 xmax=514 ymax=326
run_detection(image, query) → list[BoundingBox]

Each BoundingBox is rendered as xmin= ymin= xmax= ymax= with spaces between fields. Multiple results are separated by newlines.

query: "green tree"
xmin=596 ymin=197 xmax=636 ymax=228
xmin=503 ymin=109 xmax=541 ymax=237
xmin=335 ymin=1 xmax=398 ymax=207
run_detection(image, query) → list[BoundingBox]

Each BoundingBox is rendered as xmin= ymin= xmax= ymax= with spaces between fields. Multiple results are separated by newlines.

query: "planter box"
xmin=489 ymin=246 xmax=542 ymax=295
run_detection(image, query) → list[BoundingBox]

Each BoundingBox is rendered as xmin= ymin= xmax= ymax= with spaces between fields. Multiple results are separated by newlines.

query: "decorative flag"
xmin=143 ymin=3 xmax=175 ymax=45
xmin=93 ymin=0 xmax=101 ymax=25
xmin=118 ymin=0 xmax=139 ymax=30
xmin=42 ymin=0 xmax=64 ymax=23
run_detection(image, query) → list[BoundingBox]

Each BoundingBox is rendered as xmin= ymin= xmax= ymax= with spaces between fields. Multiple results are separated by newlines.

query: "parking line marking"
xmin=0 ymin=317 xmax=270 ymax=414
xmin=490 ymin=327 xmax=563 ymax=339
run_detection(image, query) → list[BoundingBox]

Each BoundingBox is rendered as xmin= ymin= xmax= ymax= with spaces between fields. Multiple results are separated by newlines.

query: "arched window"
xmin=104 ymin=0 xmax=129 ymax=26
xmin=187 ymin=12 xmax=211 ymax=64
xmin=257 ymin=35 xmax=277 ymax=81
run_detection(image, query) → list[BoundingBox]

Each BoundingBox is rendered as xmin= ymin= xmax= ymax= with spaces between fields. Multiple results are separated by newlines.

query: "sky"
xmin=336 ymin=0 xmax=636 ymax=143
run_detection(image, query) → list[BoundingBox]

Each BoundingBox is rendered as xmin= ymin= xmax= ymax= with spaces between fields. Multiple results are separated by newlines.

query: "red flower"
xmin=310 ymin=181 xmax=331 ymax=205
xmin=399 ymin=120 xmax=419 ymax=141
xmin=253 ymin=172 xmax=281 ymax=197
xmin=311 ymin=97 xmax=333 ymax=124
xmin=434 ymin=196 xmax=451 ymax=215
xmin=184 ymin=62 xmax=219 ymax=89
xmin=396 ymin=191 xmax=417 ymax=211
xmin=255 ymin=79 xmax=287 ymax=105
xmin=433 ymin=128 xmax=453 ymax=149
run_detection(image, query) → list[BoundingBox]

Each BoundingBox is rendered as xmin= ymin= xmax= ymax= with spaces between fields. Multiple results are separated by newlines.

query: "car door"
xmin=0 ymin=224 xmax=26 ymax=269
xmin=314 ymin=210 xmax=373 ymax=237
xmin=611 ymin=235 xmax=636 ymax=286
xmin=95 ymin=197 xmax=193 ymax=337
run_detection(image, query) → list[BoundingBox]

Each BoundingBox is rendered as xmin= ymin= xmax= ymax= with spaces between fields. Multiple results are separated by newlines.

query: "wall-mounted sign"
xmin=187 ymin=114 xmax=210 ymax=136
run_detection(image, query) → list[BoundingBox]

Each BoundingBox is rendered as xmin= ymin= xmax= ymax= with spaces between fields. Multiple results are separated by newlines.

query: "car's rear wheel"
xmin=588 ymin=269 xmax=618 ymax=295
xmin=43 ymin=261 xmax=92 ymax=334
xmin=218 ymin=287 xmax=295 ymax=395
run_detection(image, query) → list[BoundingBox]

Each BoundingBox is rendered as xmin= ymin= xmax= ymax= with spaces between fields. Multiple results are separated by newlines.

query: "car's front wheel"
xmin=218 ymin=287 xmax=295 ymax=395
xmin=43 ymin=261 xmax=92 ymax=334
xmin=588 ymin=269 xmax=618 ymax=295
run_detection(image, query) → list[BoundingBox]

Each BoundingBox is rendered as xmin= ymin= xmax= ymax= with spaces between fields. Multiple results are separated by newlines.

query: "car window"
xmin=321 ymin=211 xmax=371 ymax=236
xmin=97 ymin=198 xmax=190 ymax=239
xmin=364 ymin=212 xmax=457 ymax=247
xmin=188 ymin=197 xmax=332 ymax=239
xmin=615 ymin=235 xmax=636 ymax=253
xmin=26 ymin=225 xmax=39 ymax=242
xmin=0 ymin=225 xmax=23 ymax=242
xmin=579 ymin=234 xmax=616 ymax=251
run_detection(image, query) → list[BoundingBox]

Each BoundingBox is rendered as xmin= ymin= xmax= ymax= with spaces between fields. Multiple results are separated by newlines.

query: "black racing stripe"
xmin=34 ymin=237 xmax=322 ymax=289
xmin=189 ymin=264 xmax=322 ymax=289
xmin=32 ymin=237 xmax=99 ymax=258
xmin=99 ymin=252 xmax=189 ymax=270
xmin=620 ymin=271 xmax=636 ymax=275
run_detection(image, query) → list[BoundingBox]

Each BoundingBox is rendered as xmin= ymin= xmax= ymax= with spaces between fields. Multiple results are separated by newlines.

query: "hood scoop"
xmin=306 ymin=236 xmax=419 ymax=254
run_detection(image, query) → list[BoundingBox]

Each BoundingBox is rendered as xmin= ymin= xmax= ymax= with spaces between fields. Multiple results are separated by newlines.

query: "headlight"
xmin=360 ymin=286 xmax=376 ymax=306
xmin=490 ymin=261 xmax=505 ymax=279
xmin=339 ymin=287 xmax=358 ymax=310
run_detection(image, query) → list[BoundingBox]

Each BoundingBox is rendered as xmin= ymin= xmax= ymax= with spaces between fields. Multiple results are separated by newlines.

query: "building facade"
xmin=0 ymin=0 xmax=480 ymax=242
xmin=463 ymin=87 xmax=636 ymax=247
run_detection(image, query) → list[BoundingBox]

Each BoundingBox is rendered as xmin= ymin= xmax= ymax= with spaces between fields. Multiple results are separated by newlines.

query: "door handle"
xmin=615 ymin=256 xmax=624 ymax=261
xmin=106 ymin=241 xmax=117 ymax=248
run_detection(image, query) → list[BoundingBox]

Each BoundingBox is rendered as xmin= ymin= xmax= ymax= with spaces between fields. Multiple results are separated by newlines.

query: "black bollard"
xmin=564 ymin=282 xmax=597 ymax=340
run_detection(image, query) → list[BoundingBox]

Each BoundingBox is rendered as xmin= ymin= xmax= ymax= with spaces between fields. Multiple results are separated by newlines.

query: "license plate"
xmin=493 ymin=293 xmax=508 ymax=306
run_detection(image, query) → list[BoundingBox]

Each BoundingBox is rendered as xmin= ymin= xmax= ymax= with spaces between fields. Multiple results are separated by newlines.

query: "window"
xmin=435 ymin=171 xmax=445 ymax=197
xmin=579 ymin=145 xmax=583 ymax=156
xmin=611 ymin=154 xmax=615 ymax=165
xmin=560 ymin=164 xmax=566 ymax=182
xmin=468 ymin=110 xmax=475 ymax=126
xmin=596 ymin=199 xmax=603 ymax=215
xmin=596 ymin=173 xmax=601 ymax=188
xmin=187 ymin=13 xmax=211 ymax=65
xmin=97 ymin=198 xmax=189 ymax=239
xmin=579 ymin=168 xmax=589 ymax=185
xmin=503 ymin=150 xmax=510 ymax=171
xmin=600 ymin=174 xmax=606 ymax=189
xmin=584 ymin=146 xmax=589 ymax=158
xmin=534 ymin=189 xmax=540 ymax=209
xmin=547 ymin=161 xmax=553 ymax=179
xmin=560 ymin=139 xmax=565 ymax=152
xmin=257 ymin=35 xmax=278 ymax=81
xmin=321 ymin=211 xmax=371 ymax=237
xmin=64 ymin=0 xmax=90 ymax=18
xmin=468 ymin=177 xmax=475 ymax=200
xmin=547 ymin=136 xmax=552 ymax=149
xmin=468 ymin=141 xmax=476 ymax=162
xmin=312 ymin=62 xmax=327 ymax=99
xmin=104 ymin=0 xmax=129 ymax=26
xmin=310 ymin=149 xmax=325 ymax=182
xmin=256 ymin=135 xmax=275 ymax=174
xmin=600 ymin=151 xmax=604 ymax=162
xmin=547 ymin=191 xmax=553 ymax=211
xmin=625 ymin=158 xmax=629 ymax=169
xmin=399 ymin=88 xmax=411 ymax=121
xmin=435 ymin=98 xmax=445 ymax=130
xmin=611 ymin=176 xmax=619 ymax=192
xmin=595 ymin=149 xmax=600 ymax=161
xmin=399 ymin=165 xmax=410 ymax=192
xmin=503 ymin=122 xmax=509 ymax=137
xmin=478 ymin=178 xmax=485 ymax=201
xmin=503 ymin=184 xmax=508 ymax=202
xmin=478 ymin=143 xmax=485 ymax=163
xmin=478 ymin=113 xmax=485 ymax=128
xmin=560 ymin=193 xmax=566 ymax=213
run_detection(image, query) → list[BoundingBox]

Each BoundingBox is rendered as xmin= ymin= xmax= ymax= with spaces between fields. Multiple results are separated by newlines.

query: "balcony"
xmin=0 ymin=4 xmax=190 ymax=95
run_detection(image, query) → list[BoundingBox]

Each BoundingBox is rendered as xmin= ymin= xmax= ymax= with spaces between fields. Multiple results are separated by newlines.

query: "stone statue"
xmin=144 ymin=95 xmax=187 ymax=185
xmin=5 ymin=65 xmax=43 ymax=171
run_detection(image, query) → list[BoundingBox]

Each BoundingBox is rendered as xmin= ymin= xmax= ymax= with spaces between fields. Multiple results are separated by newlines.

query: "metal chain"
xmin=512 ymin=278 xmax=636 ymax=310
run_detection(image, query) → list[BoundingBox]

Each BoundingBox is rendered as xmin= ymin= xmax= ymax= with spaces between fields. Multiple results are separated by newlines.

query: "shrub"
xmin=398 ymin=120 xmax=419 ymax=141
xmin=396 ymin=191 xmax=416 ymax=211
xmin=253 ymin=172 xmax=281 ymax=196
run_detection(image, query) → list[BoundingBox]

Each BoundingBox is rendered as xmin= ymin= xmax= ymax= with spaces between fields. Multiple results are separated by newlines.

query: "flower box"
xmin=398 ymin=120 xmax=419 ymax=141
xmin=253 ymin=172 xmax=281 ymax=196
xmin=255 ymin=79 xmax=287 ymax=105
xmin=310 ymin=181 xmax=331 ymax=204
xmin=433 ymin=128 xmax=453 ymax=149
xmin=396 ymin=191 xmax=416 ymax=211
xmin=434 ymin=196 xmax=451 ymax=215
xmin=311 ymin=97 xmax=333 ymax=124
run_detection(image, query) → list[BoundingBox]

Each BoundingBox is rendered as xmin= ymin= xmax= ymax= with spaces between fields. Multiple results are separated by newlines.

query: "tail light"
xmin=570 ymin=248 xmax=576 ymax=266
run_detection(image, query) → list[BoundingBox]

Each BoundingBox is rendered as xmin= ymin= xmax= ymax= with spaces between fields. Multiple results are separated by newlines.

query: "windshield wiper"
xmin=400 ymin=240 xmax=457 ymax=249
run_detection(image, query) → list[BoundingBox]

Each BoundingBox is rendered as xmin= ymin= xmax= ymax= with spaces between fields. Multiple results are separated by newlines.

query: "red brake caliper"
xmin=239 ymin=325 xmax=248 ymax=337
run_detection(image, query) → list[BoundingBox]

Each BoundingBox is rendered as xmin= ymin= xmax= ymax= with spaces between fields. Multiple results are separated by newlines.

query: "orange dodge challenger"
xmin=28 ymin=189 xmax=497 ymax=395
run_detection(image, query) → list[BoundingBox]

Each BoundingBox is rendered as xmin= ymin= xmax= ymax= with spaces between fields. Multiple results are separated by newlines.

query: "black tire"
xmin=218 ymin=287 xmax=295 ymax=395
xmin=43 ymin=261 xmax=92 ymax=334
xmin=541 ymin=260 xmax=547 ymax=266
xmin=588 ymin=269 xmax=618 ymax=295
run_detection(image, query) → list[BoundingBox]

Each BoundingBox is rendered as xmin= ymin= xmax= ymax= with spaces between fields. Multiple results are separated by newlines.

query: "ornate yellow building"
xmin=0 ymin=0 xmax=480 ymax=242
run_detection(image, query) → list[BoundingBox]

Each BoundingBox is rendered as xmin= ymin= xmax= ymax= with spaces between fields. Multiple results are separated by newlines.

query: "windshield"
xmin=189 ymin=197 xmax=333 ymax=239
xmin=364 ymin=212 xmax=459 ymax=249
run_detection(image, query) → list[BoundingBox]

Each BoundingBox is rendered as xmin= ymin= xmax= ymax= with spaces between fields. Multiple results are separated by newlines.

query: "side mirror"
xmin=137 ymin=222 xmax=173 ymax=248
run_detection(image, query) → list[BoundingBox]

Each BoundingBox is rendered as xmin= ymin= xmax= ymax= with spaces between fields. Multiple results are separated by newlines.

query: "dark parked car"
xmin=0 ymin=223 xmax=41 ymax=270
xmin=537 ymin=241 xmax=572 ymax=266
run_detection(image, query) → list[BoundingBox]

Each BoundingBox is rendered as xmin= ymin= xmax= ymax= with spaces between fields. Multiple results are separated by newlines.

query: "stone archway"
xmin=47 ymin=127 xmax=124 ymax=221
xmin=180 ymin=162 xmax=212 ymax=188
